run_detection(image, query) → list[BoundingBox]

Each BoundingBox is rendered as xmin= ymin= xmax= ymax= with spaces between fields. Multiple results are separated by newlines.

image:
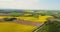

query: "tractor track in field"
xmin=14 ymin=20 xmax=44 ymax=27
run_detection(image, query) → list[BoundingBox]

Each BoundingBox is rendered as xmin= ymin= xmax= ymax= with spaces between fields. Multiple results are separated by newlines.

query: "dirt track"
xmin=0 ymin=19 xmax=44 ymax=27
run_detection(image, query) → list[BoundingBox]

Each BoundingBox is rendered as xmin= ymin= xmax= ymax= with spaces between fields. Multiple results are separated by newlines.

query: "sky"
xmin=0 ymin=0 xmax=60 ymax=10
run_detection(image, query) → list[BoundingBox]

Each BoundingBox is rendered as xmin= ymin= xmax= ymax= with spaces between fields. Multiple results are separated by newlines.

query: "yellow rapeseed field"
xmin=19 ymin=16 xmax=53 ymax=22
xmin=0 ymin=22 xmax=37 ymax=32
xmin=0 ymin=16 xmax=53 ymax=32
xmin=0 ymin=16 xmax=13 ymax=19
xmin=0 ymin=16 xmax=53 ymax=22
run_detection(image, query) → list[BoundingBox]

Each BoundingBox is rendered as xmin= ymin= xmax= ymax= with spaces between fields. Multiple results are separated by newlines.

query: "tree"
xmin=9 ymin=12 xmax=19 ymax=17
xmin=34 ymin=18 xmax=60 ymax=32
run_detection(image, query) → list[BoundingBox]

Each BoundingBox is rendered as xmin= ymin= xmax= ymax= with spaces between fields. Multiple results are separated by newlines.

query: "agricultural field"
xmin=0 ymin=15 xmax=53 ymax=32
xmin=0 ymin=22 xmax=37 ymax=32
xmin=0 ymin=16 xmax=53 ymax=22
xmin=0 ymin=10 xmax=60 ymax=32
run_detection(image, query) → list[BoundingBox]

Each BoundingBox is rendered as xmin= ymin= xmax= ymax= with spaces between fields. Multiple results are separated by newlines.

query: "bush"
xmin=4 ymin=18 xmax=17 ymax=21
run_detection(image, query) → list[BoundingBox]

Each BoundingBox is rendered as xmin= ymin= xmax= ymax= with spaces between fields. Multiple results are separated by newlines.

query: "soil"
xmin=0 ymin=19 xmax=44 ymax=27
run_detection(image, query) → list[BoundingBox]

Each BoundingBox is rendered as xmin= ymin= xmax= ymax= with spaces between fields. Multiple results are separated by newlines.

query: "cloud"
xmin=0 ymin=0 xmax=39 ymax=10
xmin=0 ymin=0 xmax=60 ymax=10
xmin=0 ymin=0 xmax=14 ymax=1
